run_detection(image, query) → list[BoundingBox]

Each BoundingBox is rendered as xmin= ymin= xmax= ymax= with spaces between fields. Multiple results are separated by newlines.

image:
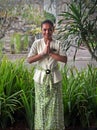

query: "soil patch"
xmin=0 ymin=120 xmax=29 ymax=130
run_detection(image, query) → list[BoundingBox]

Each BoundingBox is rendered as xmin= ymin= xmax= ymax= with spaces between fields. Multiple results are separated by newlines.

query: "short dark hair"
xmin=41 ymin=19 xmax=54 ymax=28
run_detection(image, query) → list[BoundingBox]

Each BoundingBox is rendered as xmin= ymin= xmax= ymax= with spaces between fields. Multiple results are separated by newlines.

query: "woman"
xmin=27 ymin=19 xmax=67 ymax=130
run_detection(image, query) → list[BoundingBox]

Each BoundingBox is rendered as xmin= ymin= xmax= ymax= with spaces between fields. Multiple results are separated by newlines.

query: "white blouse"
xmin=28 ymin=38 xmax=66 ymax=84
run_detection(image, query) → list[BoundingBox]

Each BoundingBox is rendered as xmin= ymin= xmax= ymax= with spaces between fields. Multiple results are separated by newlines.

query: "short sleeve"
xmin=28 ymin=41 xmax=37 ymax=57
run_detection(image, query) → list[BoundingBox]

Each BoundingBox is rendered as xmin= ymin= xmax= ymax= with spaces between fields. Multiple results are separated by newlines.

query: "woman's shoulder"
xmin=33 ymin=38 xmax=43 ymax=47
xmin=34 ymin=38 xmax=42 ymax=43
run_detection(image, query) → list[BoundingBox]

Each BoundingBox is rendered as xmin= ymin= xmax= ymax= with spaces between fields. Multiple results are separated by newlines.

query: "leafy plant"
xmin=0 ymin=91 xmax=22 ymax=129
xmin=62 ymin=65 xmax=97 ymax=127
xmin=21 ymin=89 xmax=35 ymax=130
xmin=0 ymin=57 xmax=34 ymax=129
xmin=10 ymin=33 xmax=28 ymax=53
xmin=58 ymin=0 xmax=97 ymax=61
xmin=0 ymin=57 xmax=97 ymax=129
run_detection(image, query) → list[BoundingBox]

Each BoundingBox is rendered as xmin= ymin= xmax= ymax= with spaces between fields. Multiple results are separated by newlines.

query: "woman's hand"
xmin=46 ymin=40 xmax=50 ymax=54
xmin=41 ymin=40 xmax=51 ymax=56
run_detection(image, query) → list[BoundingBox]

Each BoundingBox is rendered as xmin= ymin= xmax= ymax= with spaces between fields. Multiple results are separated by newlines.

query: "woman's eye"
xmin=43 ymin=29 xmax=46 ymax=31
xmin=43 ymin=29 xmax=52 ymax=32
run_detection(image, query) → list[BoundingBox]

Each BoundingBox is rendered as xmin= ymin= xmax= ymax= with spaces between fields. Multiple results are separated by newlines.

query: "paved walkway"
xmin=61 ymin=46 xmax=97 ymax=70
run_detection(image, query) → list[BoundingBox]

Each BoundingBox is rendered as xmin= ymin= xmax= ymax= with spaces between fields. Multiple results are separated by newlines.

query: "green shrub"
xmin=62 ymin=65 xmax=97 ymax=127
xmin=0 ymin=57 xmax=34 ymax=129
xmin=0 ymin=57 xmax=97 ymax=129
xmin=10 ymin=33 xmax=28 ymax=53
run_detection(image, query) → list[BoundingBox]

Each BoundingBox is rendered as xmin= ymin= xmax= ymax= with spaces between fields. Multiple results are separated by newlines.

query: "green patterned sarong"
xmin=34 ymin=81 xmax=65 ymax=130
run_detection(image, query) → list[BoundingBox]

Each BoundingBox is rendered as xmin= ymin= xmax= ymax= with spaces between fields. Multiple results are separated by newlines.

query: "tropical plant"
xmin=62 ymin=65 xmax=97 ymax=127
xmin=0 ymin=91 xmax=22 ymax=129
xmin=0 ymin=57 xmax=97 ymax=129
xmin=0 ymin=57 xmax=35 ymax=129
xmin=10 ymin=32 xmax=28 ymax=53
xmin=21 ymin=89 xmax=35 ymax=130
xmin=58 ymin=0 xmax=97 ymax=61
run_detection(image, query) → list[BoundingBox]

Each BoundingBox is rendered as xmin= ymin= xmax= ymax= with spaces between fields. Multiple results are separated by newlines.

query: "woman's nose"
xmin=46 ymin=30 xmax=49 ymax=34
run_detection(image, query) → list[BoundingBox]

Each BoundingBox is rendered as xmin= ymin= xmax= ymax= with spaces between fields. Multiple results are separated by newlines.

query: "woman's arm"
xmin=49 ymin=53 xmax=67 ymax=63
xmin=27 ymin=54 xmax=44 ymax=64
xmin=27 ymin=41 xmax=50 ymax=64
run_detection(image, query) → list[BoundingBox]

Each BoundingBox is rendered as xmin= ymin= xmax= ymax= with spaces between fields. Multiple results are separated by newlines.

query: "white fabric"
xmin=28 ymin=38 xmax=66 ymax=84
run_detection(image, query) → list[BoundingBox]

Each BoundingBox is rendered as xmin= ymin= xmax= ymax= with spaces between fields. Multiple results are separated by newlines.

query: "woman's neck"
xmin=44 ymin=38 xmax=52 ymax=44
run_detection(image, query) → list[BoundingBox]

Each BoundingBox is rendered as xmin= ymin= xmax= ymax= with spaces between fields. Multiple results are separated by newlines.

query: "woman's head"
xmin=41 ymin=20 xmax=54 ymax=29
xmin=41 ymin=20 xmax=54 ymax=41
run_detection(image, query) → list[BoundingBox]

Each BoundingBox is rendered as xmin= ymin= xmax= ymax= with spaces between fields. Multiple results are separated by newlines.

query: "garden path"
xmin=66 ymin=46 xmax=97 ymax=70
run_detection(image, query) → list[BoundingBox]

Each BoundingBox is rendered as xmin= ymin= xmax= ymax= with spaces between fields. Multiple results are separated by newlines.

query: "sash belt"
xmin=36 ymin=66 xmax=58 ymax=90
xmin=46 ymin=69 xmax=51 ymax=74
xmin=36 ymin=65 xmax=58 ymax=74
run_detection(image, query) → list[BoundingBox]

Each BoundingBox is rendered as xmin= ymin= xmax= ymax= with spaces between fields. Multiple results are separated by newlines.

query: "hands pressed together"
xmin=40 ymin=40 xmax=51 ymax=56
xmin=28 ymin=40 xmax=67 ymax=63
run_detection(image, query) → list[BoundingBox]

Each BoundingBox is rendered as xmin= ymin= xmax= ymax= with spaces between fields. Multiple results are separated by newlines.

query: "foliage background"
xmin=0 ymin=58 xmax=97 ymax=130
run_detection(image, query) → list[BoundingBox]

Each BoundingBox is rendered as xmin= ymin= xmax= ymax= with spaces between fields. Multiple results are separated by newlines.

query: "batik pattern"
xmin=34 ymin=81 xmax=65 ymax=130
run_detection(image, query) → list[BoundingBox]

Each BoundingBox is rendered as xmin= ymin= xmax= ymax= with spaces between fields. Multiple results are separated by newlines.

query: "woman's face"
xmin=41 ymin=23 xmax=54 ymax=41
